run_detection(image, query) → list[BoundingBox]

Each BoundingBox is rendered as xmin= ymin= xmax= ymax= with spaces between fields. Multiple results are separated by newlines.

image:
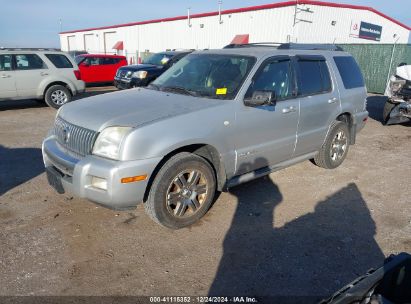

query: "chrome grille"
xmin=53 ymin=116 xmax=98 ymax=157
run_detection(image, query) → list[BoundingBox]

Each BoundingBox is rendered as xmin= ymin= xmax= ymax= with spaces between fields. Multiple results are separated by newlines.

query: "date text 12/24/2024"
xmin=149 ymin=297 xmax=258 ymax=303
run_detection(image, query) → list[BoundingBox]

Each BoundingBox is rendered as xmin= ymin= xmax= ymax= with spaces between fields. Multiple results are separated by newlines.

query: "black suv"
xmin=114 ymin=51 xmax=191 ymax=89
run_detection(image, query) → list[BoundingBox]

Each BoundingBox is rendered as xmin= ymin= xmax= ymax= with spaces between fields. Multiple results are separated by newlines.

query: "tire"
xmin=145 ymin=152 xmax=216 ymax=229
xmin=382 ymin=99 xmax=396 ymax=125
xmin=313 ymin=121 xmax=350 ymax=169
xmin=44 ymin=85 xmax=72 ymax=109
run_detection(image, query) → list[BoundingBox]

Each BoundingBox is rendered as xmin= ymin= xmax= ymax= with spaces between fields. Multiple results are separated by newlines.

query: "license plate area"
xmin=46 ymin=166 xmax=65 ymax=194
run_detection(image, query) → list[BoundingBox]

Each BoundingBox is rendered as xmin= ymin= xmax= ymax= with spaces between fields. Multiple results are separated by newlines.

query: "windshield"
xmin=75 ymin=56 xmax=85 ymax=65
xmin=143 ymin=53 xmax=173 ymax=66
xmin=151 ymin=54 xmax=256 ymax=100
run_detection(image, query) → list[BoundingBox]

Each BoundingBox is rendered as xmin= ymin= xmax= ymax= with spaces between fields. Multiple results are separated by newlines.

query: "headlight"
xmin=132 ymin=71 xmax=148 ymax=79
xmin=92 ymin=127 xmax=131 ymax=160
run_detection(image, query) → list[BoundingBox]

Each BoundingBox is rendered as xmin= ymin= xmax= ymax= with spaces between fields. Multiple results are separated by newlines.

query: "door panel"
xmin=294 ymin=57 xmax=340 ymax=156
xmin=14 ymin=54 xmax=48 ymax=98
xmin=0 ymin=55 xmax=16 ymax=99
xmin=234 ymin=57 xmax=299 ymax=175
xmin=80 ymin=57 xmax=105 ymax=83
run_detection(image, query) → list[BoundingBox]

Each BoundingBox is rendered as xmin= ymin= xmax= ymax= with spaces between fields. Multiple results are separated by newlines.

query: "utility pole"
xmin=292 ymin=0 xmax=314 ymax=42
xmin=218 ymin=0 xmax=223 ymax=24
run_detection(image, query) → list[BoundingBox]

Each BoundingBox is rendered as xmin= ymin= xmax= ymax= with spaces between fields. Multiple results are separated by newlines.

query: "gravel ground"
xmin=0 ymin=90 xmax=410 ymax=301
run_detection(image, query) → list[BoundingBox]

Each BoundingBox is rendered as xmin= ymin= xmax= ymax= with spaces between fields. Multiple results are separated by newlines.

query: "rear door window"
xmin=15 ymin=54 xmax=47 ymax=70
xmin=334 ymin=56 xmax=364 ymax=89
xmin=297 ymin=57 xmax=332 ymax=96
xmin=0 ymin=55 xmax=12 ymax=71
xmin=45 ymin=54 xmax=73 ymax=68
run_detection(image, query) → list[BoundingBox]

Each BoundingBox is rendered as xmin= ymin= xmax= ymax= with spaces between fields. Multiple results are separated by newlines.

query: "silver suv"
xmin=0 ymin=48 xmax=85 ymax=108
xmin=42 ymin=43 xmax=368 ymax=229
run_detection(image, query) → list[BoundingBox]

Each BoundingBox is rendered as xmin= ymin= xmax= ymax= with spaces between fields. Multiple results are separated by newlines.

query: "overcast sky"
xmin=1 ymin=0 xmax=410 ymax=48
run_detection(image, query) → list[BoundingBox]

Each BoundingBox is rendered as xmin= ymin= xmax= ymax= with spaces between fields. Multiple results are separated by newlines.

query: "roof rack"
xmin=224 ymin=42 xmax=283 ymax=48
xmin=278 ymin=43 xmax=343 ymax=51
xmin=223 ymin=42 xmax=342 ymax=51
xmin=0 ymin=47 xmax=61 ymax=51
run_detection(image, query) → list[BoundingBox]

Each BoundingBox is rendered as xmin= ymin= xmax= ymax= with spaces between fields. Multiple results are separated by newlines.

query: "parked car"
xmin=67 ymin=50 xmax=88 ymax=59
xmin=75 ymin=54 xmax=127 ymax=85
xmin=42 ymin=43 xmax=368 ymax=228
xmin=0 ymin=48 xmax=84 ymax=108
xmin=383 ymin=63 xmax=411 ymax=125
xmin=114 ymin=51 xmax=191 ymax=89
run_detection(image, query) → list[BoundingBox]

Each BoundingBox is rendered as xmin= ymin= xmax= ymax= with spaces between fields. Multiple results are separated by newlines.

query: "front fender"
xmin=119 ymin=104 xmax=236 ymax=161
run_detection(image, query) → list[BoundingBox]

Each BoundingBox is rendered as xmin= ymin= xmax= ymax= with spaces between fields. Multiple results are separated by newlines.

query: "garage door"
xmin=67 ymin=35 xmax=77 ymax=52
xmin=104 ymin=32 xmax=117 ymax=54
xmin=84 ymin=34 xmax=95 ymax=52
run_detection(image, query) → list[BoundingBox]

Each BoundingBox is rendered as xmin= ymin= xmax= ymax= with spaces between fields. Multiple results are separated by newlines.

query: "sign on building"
xmin=350 ymin=20 xmax=382 ymax=41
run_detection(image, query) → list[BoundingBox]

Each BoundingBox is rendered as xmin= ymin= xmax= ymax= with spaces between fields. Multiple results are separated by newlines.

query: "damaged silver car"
xmin=383 ymin=63 xmax=411 ymax=125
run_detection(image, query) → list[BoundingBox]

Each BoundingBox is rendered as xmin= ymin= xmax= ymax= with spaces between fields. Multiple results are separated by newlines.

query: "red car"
xmin=75 ymin=54 xmax=127 ymax=84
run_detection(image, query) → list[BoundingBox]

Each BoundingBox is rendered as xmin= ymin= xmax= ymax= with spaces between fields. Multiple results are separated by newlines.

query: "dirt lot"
xmin=0 ymin=89 xmax=410 ymax=301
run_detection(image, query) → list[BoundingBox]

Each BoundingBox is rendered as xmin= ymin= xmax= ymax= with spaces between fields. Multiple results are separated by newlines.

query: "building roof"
xmin=60 ymin=0 xmax=411 ymax=34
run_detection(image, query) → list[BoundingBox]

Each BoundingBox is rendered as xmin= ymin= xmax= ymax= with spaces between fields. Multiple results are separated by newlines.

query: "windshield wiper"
xmin=161 ymin=86 xmax=199 ymax=97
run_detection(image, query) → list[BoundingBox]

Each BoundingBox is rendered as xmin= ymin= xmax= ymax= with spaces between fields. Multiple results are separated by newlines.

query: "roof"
xmin=60 ymin=0 xmax=411 ymax=34
xmin=77 ymin=54 xmax=126 ymax=58
xmin=192 ymin=46 xmax=350 ymax=59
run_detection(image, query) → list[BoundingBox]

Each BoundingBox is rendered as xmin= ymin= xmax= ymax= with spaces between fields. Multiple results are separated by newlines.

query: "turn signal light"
xmin=121 ymin=175 xmax=147 ymax=184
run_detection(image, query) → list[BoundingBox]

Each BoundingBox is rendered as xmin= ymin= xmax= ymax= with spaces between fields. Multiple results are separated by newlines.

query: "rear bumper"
xmin=42 ymin=136 xmax=161 ymax=210
xmin=353 ymin=110 xmax=369 ymax=133
xmin=73 ymin=80 xmax=86 ymax=95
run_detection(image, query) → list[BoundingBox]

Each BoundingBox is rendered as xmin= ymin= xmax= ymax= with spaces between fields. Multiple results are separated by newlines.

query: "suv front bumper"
xmin=42 ymin=137 xmax=161 ymax=210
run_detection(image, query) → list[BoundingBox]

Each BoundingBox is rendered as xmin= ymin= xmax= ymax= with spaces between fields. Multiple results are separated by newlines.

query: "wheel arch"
xmin=336 ymin=112 xmax=356 ymax=144
xmin=42 ymin=81 xmax=73 ymax=99
xmin=143 ymin=143 xmax=226 ymax=202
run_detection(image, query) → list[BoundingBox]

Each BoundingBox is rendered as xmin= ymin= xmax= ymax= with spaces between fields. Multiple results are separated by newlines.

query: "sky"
xmin=0 ymin=0 xmax=410 ymax=48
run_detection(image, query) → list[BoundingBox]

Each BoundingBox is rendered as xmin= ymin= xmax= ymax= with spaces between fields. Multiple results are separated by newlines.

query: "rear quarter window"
xmin=45 ymin=54 xmax=73 ymax=68
xmin=333 ymin=56 xmax=364 ymax=89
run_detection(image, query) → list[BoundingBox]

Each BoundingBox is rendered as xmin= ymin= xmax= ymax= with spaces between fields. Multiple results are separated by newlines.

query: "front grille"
xmin=120 ymin=70 xmax=127 ymax=78
xmin=53 ymin=116 xmax=98 ymax=157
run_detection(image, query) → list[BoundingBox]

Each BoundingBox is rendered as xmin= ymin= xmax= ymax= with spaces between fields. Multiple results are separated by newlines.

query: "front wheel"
xmin=313 ymin=121 xmax=350 ymax=169
xmin=44 ymin=85 xmax=72 ymax=109
xmin=145 ymin=152 xmax=216 ymax=229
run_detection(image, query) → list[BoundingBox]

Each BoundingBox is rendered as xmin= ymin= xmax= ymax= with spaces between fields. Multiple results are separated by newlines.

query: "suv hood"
xmin=118 ymin=64 xmax=162 ymax=72
xmin=58 ymin=88 xmax=225 ymax=131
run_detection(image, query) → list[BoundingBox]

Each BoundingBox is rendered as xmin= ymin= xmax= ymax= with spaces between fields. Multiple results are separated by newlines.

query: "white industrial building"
xmin=60 ymin=0 xmax=411 ymax=63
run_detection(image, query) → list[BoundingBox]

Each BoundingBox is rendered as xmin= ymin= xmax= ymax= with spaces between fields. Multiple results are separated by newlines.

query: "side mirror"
xmin=81 ymin=62 xmax=89 ymax=67
xmin=244 ymin=90 xmax=276 ymax=107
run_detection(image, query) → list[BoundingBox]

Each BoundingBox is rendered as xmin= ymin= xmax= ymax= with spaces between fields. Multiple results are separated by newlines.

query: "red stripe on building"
xmin=60 ymin=0 xmax=411 ymax=34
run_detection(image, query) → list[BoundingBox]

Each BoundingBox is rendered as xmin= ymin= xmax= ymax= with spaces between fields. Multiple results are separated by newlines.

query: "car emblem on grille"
xmin=62 ymin=127 xmax=70 ymax=143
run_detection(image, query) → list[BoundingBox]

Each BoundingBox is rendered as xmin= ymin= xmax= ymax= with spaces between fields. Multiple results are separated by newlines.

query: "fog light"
xmin=91 ymin=176 xmax=108 ymax=190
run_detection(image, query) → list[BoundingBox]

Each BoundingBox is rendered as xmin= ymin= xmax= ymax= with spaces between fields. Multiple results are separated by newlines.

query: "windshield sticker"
xmin=216 ymin=88 xmax=227 ymax=95
xmin=161 ymin=57 xmax=170 ymax=65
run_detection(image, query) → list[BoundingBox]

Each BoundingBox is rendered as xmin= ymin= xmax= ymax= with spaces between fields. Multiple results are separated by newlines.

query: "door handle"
xmin=41 ymin=72 xmax=49 ymax=76
xmin=1 ymin=74 xmax=11 ymax=78
xmin=282 ymin=106 xmax=297 ymax=114
xmin=328 ymin=97 xmax=338 ymax=104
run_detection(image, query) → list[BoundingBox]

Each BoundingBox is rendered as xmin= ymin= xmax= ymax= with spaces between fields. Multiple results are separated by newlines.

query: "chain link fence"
xmin=338 ymin=44 xmax=411 ymax=94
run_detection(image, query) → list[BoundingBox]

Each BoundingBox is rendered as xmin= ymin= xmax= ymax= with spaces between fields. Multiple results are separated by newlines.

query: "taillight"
xmin=74 ymin=70 xmax=81 ymax=80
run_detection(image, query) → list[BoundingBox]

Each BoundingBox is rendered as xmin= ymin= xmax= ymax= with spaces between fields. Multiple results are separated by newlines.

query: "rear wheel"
xmin=44 ymin=85 xmax=72 ymax=109
xmin=313 ymin=121 xmax=350 ymax=169
xmin=145 ymin=152 xmax=216 ymax=229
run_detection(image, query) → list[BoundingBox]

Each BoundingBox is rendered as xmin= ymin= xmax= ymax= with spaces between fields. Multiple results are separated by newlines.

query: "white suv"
xmin=0 ymin=48 xmax=85 ymax=108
